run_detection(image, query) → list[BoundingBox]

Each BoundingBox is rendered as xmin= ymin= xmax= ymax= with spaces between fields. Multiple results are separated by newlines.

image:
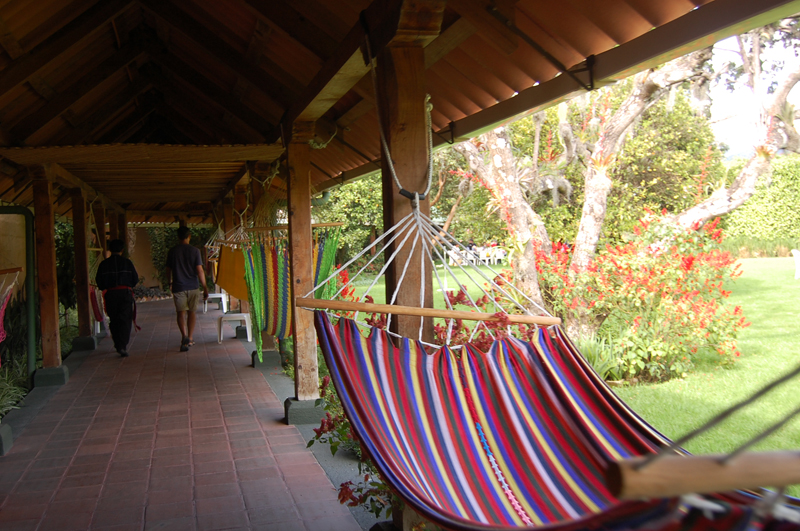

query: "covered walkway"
xmin=0 ymin=300 xmax=360 ymax=531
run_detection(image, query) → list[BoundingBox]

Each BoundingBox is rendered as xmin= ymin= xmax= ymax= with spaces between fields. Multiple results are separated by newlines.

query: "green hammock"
xmin=243 ymin=228 xmax=340 ymax=361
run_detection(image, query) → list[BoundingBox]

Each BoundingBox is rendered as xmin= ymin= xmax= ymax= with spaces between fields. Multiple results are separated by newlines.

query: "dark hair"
xmin=177 ymin=226 xmax=191 ymax=240
xmin=108 ymin=239 xmax=125 ymax=253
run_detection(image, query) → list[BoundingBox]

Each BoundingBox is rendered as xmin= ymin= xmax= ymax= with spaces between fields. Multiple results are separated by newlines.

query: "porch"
xmin=0 ymin=300 xmax=362 ymax=531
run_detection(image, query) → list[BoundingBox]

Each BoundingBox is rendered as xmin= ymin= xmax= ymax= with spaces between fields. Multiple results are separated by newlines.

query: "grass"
xmin=351 ymin=262 xmax=508 ymax=307
xmin=614 ymin=257 xmax=800 ymax=496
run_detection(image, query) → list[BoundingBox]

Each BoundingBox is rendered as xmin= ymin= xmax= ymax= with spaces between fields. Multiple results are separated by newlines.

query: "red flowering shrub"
xmin=535 ymin=211 xmax=749 ymax=382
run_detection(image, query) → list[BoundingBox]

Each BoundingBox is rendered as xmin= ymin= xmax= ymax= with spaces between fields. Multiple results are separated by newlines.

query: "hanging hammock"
xmin=244 ymin=226 xmax=340 ymax=360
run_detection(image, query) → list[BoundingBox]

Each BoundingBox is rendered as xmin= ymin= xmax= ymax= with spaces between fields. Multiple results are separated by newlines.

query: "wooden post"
xmin=70 ymin=189 xmax=92 ymax=338
xmin=222 ymin=198 xmax=238 ymax=309
xmin=288 ymin=122 xmax=318 ymax=401
xmin=234 ymin=185 xmax=248 ymax=313
xmin=117 ymin=211 xmax=127 ymax=257
xmin=108 ymin=209 xmax=119 ymax=242
xmin=378 ymin=45 xmax=435 ymax=342
xmin=31 ymin=167 xmax=61 ymax=368
xmin=92 ymin=202 xmax=107 ymax=254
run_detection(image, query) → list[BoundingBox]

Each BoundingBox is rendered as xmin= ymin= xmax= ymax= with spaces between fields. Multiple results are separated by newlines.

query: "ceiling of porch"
xmin=0 ymin=0 xmax=795 ymax=224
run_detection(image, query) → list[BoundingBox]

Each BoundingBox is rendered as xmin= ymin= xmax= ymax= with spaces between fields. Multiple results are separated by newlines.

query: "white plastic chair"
xmin=791 ymin=249 xmax=800 ymax=279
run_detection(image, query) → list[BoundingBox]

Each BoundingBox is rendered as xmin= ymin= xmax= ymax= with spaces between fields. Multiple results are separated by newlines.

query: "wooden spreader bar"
xmin=606 ymin=452 xmax=800 ymax=500
xmin=0 ymin=266 xmax=23 ymax=276
xmin=295 ymin=297 xmax=562 ymax=326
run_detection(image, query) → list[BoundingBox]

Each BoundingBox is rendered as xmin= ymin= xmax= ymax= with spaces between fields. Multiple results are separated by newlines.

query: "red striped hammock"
xmin=314 ymin=311 xmax=797 ymax=530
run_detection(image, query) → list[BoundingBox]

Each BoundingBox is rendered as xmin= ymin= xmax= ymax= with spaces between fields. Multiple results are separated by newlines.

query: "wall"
xmin=129 ymin=227 xmax=160 ymax=288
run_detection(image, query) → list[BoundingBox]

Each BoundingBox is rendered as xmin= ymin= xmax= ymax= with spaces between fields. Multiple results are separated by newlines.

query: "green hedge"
xmin=724 ymin=155 xmax=800 ymax=240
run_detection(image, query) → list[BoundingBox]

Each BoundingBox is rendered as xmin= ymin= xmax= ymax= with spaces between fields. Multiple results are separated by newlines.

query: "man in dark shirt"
xmin=95 ymin=239 xmax=139 ymax=357
xmin=165 ymin=226 xmax=209 ymax=352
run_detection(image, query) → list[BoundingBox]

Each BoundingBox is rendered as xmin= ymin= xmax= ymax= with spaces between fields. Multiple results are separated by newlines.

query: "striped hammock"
xmin=314 ymin=311 xmax=797 ymax=530
xmin=244 ymin=228 xmax=339 ymax=360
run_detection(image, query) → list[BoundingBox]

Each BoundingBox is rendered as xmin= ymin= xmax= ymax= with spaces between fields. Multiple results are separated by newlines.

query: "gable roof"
xmin=0 ymin=0 xmax=795 ymax=223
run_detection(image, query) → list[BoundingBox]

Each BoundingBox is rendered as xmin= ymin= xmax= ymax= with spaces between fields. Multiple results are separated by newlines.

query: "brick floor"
xmin=0 ymin=300 xmax=361 ymax=531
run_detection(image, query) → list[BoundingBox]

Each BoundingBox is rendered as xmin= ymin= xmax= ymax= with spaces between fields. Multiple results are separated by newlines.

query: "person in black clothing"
xmin=95 ymin=239 xmax=139 ymax=357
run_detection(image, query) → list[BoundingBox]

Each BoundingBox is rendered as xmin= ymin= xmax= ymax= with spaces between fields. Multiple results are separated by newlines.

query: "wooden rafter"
xmin=244 ymin=0 xmax=337 ymax=60
xmin=44 ymin=163 xmax=124 ymax=213
xmin=59 ymin=76 xmax=153 ymax=145
xmin=0 ymin=0 xmax=135 ymax=100
xmin=280 ymin=0 xmax=445 ymax=137
xmin=10 ymin=41 xmax=146 ymax=144
xmin=145 ymin=46 xmax=275 ymax=137
xmin=0 ymin=143 xmax=283 ymax=165
xmin=139 ymin=0 xmax=299 ymax=107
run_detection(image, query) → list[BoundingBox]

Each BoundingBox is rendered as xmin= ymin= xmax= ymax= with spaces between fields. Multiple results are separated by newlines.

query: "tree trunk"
xmin=455 ymin=129 xmax=551 ymax=313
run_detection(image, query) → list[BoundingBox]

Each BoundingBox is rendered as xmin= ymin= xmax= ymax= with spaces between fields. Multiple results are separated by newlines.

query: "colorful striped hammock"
xmin=244 ymin=229 xmax=339 ymax=360
xmin=314 ymin=311 xmax=797 ymax=531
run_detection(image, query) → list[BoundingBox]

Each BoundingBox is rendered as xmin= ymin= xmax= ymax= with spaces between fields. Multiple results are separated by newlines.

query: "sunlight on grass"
xmin=614 ymin=257 xmax=800 ymax=496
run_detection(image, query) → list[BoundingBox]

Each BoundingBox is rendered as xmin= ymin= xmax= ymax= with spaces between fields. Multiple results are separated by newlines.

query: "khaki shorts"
xmin=173 ymin=289 xmax=202 ymax=312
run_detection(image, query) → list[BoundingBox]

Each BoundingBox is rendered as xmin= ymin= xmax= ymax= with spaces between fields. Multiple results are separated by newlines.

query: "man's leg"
xmin=176 ymin=310 xmax=188 ymax=339
xmin=187 ymin=310 xmax=197 ymax=343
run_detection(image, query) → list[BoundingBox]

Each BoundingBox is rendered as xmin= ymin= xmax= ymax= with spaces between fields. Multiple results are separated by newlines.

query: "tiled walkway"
xmin=0 ymin=300 xmax=361 ymax=531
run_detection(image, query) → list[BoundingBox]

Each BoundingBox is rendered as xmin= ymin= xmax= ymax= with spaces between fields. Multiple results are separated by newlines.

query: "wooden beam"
xmin=127 ymin=209 xmax=212 ymax=217
xmin=146 ymin=47 xmax=275 ymax=137
xmin=140 ymin=0 xmax=299 ymax=107
xmin=0 ymin=15 xmax=23 ymax=60
xmin=445 ymin=0 xmax=518 ymax=55
xmin=155 ymin=82 xmax=255 ymax=144
xmin=281 ymin=0 xmax=444 ymax=139
xmin=10 ymin=41 xmax=145 ymax=144
xmin=30 ymin=168 xmax=62 ymax=368
xmin=0 ymin=143 xmax=283 ymax=165
xmin=0 ymin=0 xmax=135 ymax=99
xmin=70 ymin=188 xmax=92 ymax=337
xmin=424 ymin=17 xmax=476 ymax=68
xmin=287 ymin=121 xmax=318 ymax=401
xmin=45 ymin=163 xmax=125 ymax=213
xmin=297 ymin=298 xmax=561 ymax=325
xmin=212 ymin=166 xmax=249 ymax=208
xmin=244 ymin=0 xmax=337 ymax=60
xmin=96 ymin=97 xmax=158 ymax=144
xmin=108 ymin=209 xmax=119 ymax=242
xmin=154 ymin=102 xmax=218 ymax=145
xmin=59 ymin=76 xmax=152 ymax=145
xmin=92 ymin=201 xmax=107 ymax=253
xmin=117 ymin=211 xmax=127 ymax=256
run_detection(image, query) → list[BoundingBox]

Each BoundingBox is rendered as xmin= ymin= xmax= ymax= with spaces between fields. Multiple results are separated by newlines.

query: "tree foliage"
xmin=312 ymin=173 xmax=383 ymax=267
xmin=724 ymin=155 xmax=800 ymax=239
xmin=55 ymin=221 xmax=76 ymax=311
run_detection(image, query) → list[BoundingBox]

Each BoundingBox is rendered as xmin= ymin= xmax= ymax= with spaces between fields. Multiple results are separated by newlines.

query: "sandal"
xmin=180 ymin=338 xmax=190 ymax=352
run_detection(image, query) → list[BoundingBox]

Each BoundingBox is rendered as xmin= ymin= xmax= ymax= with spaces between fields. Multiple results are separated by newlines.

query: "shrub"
xmin=535 ymin=212 xmax=749 ymax=382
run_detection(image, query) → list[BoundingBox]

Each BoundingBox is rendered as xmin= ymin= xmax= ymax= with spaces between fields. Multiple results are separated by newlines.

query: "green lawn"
xmin=614 ymin=257 xmax=800 ymax=495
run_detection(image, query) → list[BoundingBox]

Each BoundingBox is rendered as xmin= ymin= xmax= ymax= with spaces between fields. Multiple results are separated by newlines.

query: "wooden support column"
xmin=108 ymin=209 xmax=119 ymax=242
xmin=70 ymin=189 xmax=92 ymax=338
xmin=117 ymin=211 xmax=127 ymax=257
xmin=31 ymin=166 xmax=62 ymax=369
xmin=287 ymin=122 xmax=318 ymax=402
xmin=222 ymin=198 xmax=238 ymax=308
xmin=378 ymin=45 xmax=436 ymax=342
xmin=233 ymin=185 xmax=249 ymax=312
xmin=92 ymin=202 xmax=107 ymax=253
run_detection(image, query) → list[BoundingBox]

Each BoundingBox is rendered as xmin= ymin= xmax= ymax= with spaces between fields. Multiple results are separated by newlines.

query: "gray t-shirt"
xmin=166 ymin=243 xmax=202 ymax=292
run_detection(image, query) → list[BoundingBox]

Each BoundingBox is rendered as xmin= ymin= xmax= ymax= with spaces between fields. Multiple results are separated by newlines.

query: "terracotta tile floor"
xmin=0 ymin=300 xmax=361 ymax=531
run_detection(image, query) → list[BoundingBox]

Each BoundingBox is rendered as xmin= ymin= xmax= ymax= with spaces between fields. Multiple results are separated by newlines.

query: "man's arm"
xmin=196 ymin=265 xmax=209 ymax=300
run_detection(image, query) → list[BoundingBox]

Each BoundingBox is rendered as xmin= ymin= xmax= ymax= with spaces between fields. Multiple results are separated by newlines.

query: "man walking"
xmin=165 ymin=226 xmax=209 ymax=351
xmin=95 ymin=239 xmax=139 ymax=357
